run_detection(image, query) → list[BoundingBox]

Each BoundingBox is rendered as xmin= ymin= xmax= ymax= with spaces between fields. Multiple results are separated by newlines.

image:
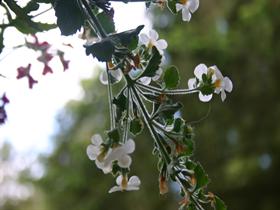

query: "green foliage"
xmin=163 ymin=66 xmax=180 ymax=89
xmin=141 ymin=46 xmax=162 ymax=77
xmin=129 ymin=117 xmax=144 ymax=136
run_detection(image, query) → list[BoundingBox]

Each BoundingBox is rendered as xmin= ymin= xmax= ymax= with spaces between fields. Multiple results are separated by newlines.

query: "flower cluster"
xmin=0 ymin=93 xmax=9 ymax=125
xmin=188 ymin=63 xmax=233 ymax=102
xmin=16 ymin=35 xmax=70 ymax=89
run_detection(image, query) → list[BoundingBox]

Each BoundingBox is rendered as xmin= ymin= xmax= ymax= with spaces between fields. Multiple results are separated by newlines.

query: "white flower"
xmin=188 ymin=63 xmax=233 ymax=102
xmin=211 ymin=65 xmax=233 ymax=101
xmin=99 ymin=69 xmax=122 ymax=85
xmin=139 ymin=30 xmax=167 ymax=54
xmin=109 ymin=175 xmax=141 ymax=193
xmin=138 ymin=68 xmax=163 ymax=85
xmin=176 ymin=0 xmax=199 ymax=22
xmin=96 ymin=139 xmax=136 ymax=174
xmin=87 ymin=134 xmax=106 ymax=161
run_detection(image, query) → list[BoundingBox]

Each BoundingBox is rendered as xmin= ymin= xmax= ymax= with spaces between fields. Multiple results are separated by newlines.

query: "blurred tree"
xmin=151 ymin=0 xmax=280 ymax=209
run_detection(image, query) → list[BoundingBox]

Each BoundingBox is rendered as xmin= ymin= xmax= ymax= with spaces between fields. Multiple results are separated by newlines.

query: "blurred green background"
xmin=1 ymin=0 xmax=280 ymax=209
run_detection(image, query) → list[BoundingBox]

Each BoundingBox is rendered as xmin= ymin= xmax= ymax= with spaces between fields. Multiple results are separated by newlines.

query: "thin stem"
xmin=129 ymin=81 xmax=170 ymax=164
xmin=106 ymin=64 xmax=116 ymax=129
xmin=136 ymin=82 xmax=199 ymax=95
xmin=77 ymin=0 xmax=107 ymax=38
xmin=32 ymin=7 xmax=53 ymax=18
xmin=122 ymin=88 xmax=130 ymax=143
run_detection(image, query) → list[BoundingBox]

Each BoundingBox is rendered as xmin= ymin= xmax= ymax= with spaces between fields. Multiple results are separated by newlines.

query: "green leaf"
xmin=154 ymin=102 xmax=183 ymax=120
xmin=167 ymin=0 xmax=177 ymax=14
xmin=23 ymin=1 xmax=40 ymax=14
xmin=141 ymin=46 xmax=162 ymax=77
xmin=173 ymin=118 xmax=185 ymax=133
xmin=107 ymin=128 xmax=120 ymax=144
xmin=163 ymin=66 xmax=180 ymax=89
xmin=97 ymin=12 xmax=115 ymax=34
xmin=85 ymin=39 xmax=115 ymax=62
xmin=130 ymin=118 xmax=144 ymax=136
xmin=213 ymin=196 xmax=227 ymax=210
xmin=194 ymin=163 xmax=209 ymax=190
xmin=182 ymin=138 xmax=194 ymax=156
xmin=53 ymin=0 xmax=84 ymax=35
xmin=110 ymin=25 xmax=144 ymax=47
xmin=113 ymin=90 xmax=127 ymax=121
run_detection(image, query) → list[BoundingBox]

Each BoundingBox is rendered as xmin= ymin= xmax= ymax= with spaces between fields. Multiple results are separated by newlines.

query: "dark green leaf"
xmin=23 ymin=1 xmax=40 ymax=14
xmin=173 ymin=118 xmax=185 ymax=133
xmin=154 ymin=102 xmax=183 ymax=120
xmin=107 ymin=128 xmax=120 ymax=144
xmin=194 ymin=163 xmax=209 ymax=190
xmin=97 ymin=12 xmax=115 ymax=34
xmin=85 ymin=39 xmax=115 ymax=62
xmin=0 ymin=30 xmax=4 ymax=55
xmin=53 ymin=0 xmax=84 ymax=35
xmin=113 ymin=90 xmax=127 ymax=121
xmin=141 ymin=46 xmax=162 ymax=77
xmin=130 ymin=118 xmax=144 ymax=136
xmin=110 ymin=25 xmax=144 ymax=47
xmin=167 ymin=0 xmax=177 ymax=14
xmin=163 ymin=65 xmax=180 ymax=89
xmin=213 ymin=196 xmax=227 ymax=210
xmin=182 ymin=138 xmax=194 ymax=156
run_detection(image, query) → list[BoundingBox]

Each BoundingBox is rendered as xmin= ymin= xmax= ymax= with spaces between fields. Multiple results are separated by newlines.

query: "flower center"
xmin=121 ymin=176 xmax=128 ymax=190
xmin=214 ymin=79 xmax=222 ymax=88
xmin=148 ymin=41 xmax=154 ymax=49
xmin=179 ymin=0 xmax=188 ymax=5
xmin=97 ymin=147 xmax=107 ymax=162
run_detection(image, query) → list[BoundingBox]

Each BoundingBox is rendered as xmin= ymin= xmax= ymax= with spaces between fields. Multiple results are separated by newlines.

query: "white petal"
xmin=211 ymin=65 xmax=223 ymax=79
xmin=221 ymin=90 xmax=226 ymax=101
xmin=149 ymin=30 xmax=159 ymax=41
xmin=139 ymin=76 xmax=152 ymax=85
xmin=188 ymin=78 xmax=197 ymax=89
xmin=198 ymin=92 xmax=213 ymax=102
xmin=194 ymin=64 xmax=208 ymax=80
xmin=188 ymin=0 xmax=199 ymax=13
xmin=152 ymin=68 xmax=163 ymax=81
xmin=139 ymin=34 xmax=149 ymax=45
xmin=108 ymin=186 xmax=122 ymax=193
xmin=118 ymin=155 xmax=132 ymax=168
xmin=223 ymin=77 xmax=233 ymax=92
xmin=116 ymin=175 xmax=123 ymax=186
xmin=128 ymin=176 xmax=141 ymax=187
xmin=176 ymin=3 xmax=184 ymax=12
xmin=99 ymin=71 xmax=108 ymax=85
xmin=86 ymin=145 xmax=98 ymax=160
xmin=126 ymin=186 xmax=140 ymax=191
xmin=91 ymin=134 xmax=103 ymax=146
xmin=124 ymin=139 xmax=135 ymax=154
xmin=110 ymin=69 xmax=122 ymax=82
xmin=156 ymin=39 xmax=168 ymax=50
xmin=182 ymin=8 xmax=192 ymax=21
xmin=95 ymin=160 xmax=112 ymax=174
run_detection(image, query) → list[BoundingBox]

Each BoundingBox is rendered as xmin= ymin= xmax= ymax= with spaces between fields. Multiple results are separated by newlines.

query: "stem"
xmin=106 ymin=64 xmax=116 ymax=129
xmin=32 ymin=7 xmax=53 ymax=18
xmin=122 ymin=88 xmax=130 ymax=143
xmin=136 ymin=82 xmax=199 ymax=95
xmin=77 ymin=0 xmax=107 ymax=38
xmin=129 ymin=82 xmax=170 ymax=164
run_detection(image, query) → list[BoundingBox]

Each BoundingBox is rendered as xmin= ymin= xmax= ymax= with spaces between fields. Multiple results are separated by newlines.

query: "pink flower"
xmin=16 ymin=64 xmax=38 ymax=89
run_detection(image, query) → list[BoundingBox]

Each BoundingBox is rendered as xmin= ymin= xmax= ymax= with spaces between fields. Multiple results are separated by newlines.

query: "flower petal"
xmin=176 ymin=3 xmax=184 ymax=12
xmin=188 ymin=0 xmax=199 ymax=13
xmin=188 ymin=78 xmax=197 ymax=89
xmin=139 ymin=34 xmax=149 ymax=45
xmin=194 ymin=64 xmax=208 ymax=80
xmin=99 ymin=70 xmax=108 ymax=85
xmin=182 ymin=8 xmax=192 ymax=21
xmin=223 ymin=77 xmax=233 ymax=92
xmin=118 ymin=155 xmax=132 ymax=168
xmin=124 ymin=139 xmax=135 ymax=154
xmin=149 ymin=30 xmax=159 ymax=41
xmin=139 ymin=76 xmax=152 ymax=85
xmin=86 ymin=145 xmax=98 ymax=160
xmin=198 ymin=92 xmax=213 ymax=102
xmin=91 ymin=134 xmax=103 ymax=145
xmin=128 ymin=176 xmax=141 ymax=187
xmin=156 ymin=39 xmax=168 ymax=50
xmin=108 ymin=186 xmax=122 ymax=193
xmin=152 ymin=68 xmax=163 ymax=81
xmin=110 ymin=69 xmax=122 ymax=82
xmin=221 ymin=90 xmax=226 ymax=101
xmin=116 ymin=175 xmax=123 ymax=186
